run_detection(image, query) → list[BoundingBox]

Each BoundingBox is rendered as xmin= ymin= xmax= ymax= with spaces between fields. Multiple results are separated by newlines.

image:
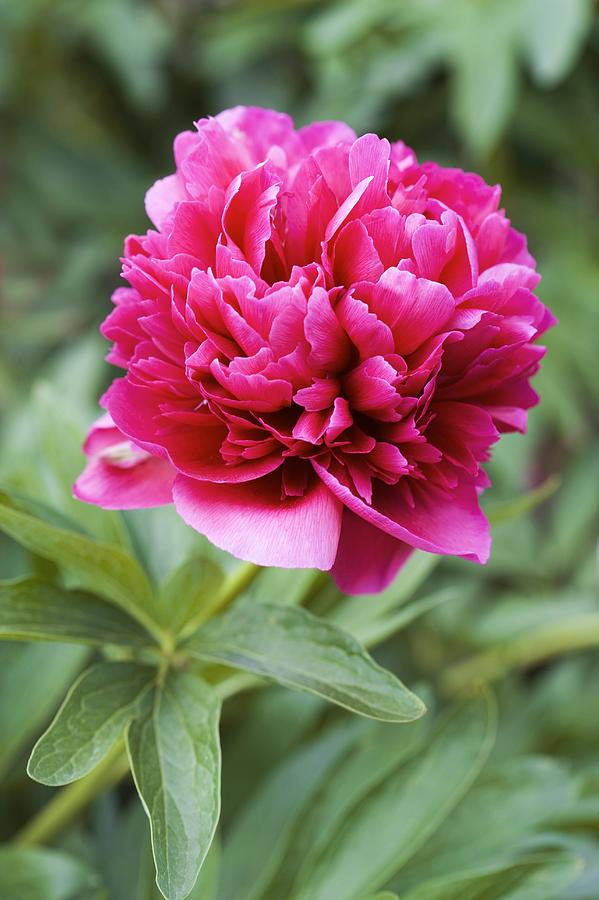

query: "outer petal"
xmin=74 ymin=416 xmax=175 ymax=509
xmin=331 ymin=509 xmax=413 ymax=594
xmin=313 ymin=461 xmax=490 ymax=563
xmin=172 ymin=472 xmax=343 ymax=569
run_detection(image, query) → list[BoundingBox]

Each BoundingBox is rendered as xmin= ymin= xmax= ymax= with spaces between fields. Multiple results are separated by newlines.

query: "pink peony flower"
xmin=75 ymin=107 xmax=554 ymax=594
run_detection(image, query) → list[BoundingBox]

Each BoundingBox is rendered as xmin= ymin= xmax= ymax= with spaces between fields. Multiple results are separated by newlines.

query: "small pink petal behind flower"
xmin=74 ymin=414 xmax=175 ymax=509
xmin=77 ymin=105 xmax=553 ymax=594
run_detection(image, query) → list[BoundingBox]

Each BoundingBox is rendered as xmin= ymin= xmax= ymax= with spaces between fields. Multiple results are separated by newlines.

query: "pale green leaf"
xmin=0 ymin=642 xmax=88 ymax=779
xmin=0 ymin=577 xmax=154 ymax=647
xmin=400 ymin=853 xmax=581 ymax=900
xmin=158 ymin=554 xmax=225 ymax=633
xmin=186 ymin=603 xmax=425 ymax=723
xmin=0 ymin=846 xmax=100 ymax=900
xmin=28 ymin=661 xmax=153 ymax=786
xmin=220 ymin=719 xmax=362 ymax=900
xmin=127 ymin=669 xmax=221 ymax=900
xmin=0 ymin=491 xmax=158 ymax=629
xmin=293 ymin=693 xmax=497 ymax=900
xmin=522 ymin=0 xmax=593 ymax=87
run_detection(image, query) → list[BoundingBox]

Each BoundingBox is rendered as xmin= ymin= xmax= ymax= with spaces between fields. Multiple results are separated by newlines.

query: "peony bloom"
xmin=75 ymin=107 xmax=553 ymax=593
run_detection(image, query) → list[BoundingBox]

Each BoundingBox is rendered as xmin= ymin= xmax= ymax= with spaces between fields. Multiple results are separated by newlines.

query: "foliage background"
xmin=1 ymin=0 xmax=599 ymax=898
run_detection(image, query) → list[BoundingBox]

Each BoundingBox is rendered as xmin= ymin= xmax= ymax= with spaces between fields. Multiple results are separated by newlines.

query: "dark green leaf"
xmin=186 ymin=603 xmax=425 ymax=722
xmin=0 ymin=577 xmax=154 ymax=647
xmin=127 ymin=669 xmax=221 ymax=900
xmin=28 ymin=661 xmax=153 ymax=786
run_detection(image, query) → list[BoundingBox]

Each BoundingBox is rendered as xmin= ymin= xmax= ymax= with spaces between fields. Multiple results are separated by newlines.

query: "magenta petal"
xmin=331 ymin=509 xmax=413 ymax=594
xmin=173 ymin=473 xmax=343 ymax=569
xmin=313 ymin=461 xmax=490 ymax=563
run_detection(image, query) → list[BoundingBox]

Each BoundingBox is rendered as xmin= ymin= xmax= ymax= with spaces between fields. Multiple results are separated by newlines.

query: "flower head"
xmin=75 ymin=107 xmax=553 ymax=593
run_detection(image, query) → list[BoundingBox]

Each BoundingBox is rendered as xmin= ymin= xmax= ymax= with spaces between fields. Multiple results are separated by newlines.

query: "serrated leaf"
xmin=127 ymin=669 xmax=221 ymax=900
xmin=293 ymin=693 xmax=497 ymax=900
xmin=0 ymin=577 xmax=154 ymax=647
xmin=186 ymin=603 xmax=425 ymax=723
xmin=0 ymin=846 xmax=100 ymax=900
xmin=0 ymin=491 xmax=158 ymax=630
xmin=399 ymin=852 xmax=581 ymax=900
xmin=28 ymin=661 xmax=153 ymax=786
xmin=157 ymin=554 xmax=225 ymax=633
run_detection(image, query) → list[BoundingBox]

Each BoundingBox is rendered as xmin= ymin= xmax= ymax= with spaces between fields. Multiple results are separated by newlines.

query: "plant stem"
xmin=443 ymin=612 xmax=599 ymax=694
xmin=180 ymin=561 xmax=261 ymax=638
xmin=14 ymin=738 xmax=130 ymax=848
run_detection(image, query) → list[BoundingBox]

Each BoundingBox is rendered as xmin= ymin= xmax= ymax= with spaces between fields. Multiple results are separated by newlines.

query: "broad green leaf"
xmin=362 ymin=894 xmax=398 ymax=900
xmin=269 ymin=714 xmax=429 ymax=899
xmin=0 ymin=577 xmax=154 ymax=647
xmin=28 ymin=661 xmax=153 ymax=786
xmin=394 ymin=756 xmax=577 ymax=892
xmin=451 ymin=3 xmax=517 ymax=156
xmin=522 ymin=0 xmax=593 ymax=87
xmin=0 ymin=642 xmax=88 ymax=779
xmin=0 ymin=846 xmax=100 ymax=900
xmin=293 ymin=693 xmax=497 ymax=900
xmin=0 ymin=491 xmax=158 ymax=630
xmin=157 ymin=554 xmax=225 ymax=633
xmin=399 ymin=852 xmax=581 ymax=900
xmin=186 ymin=603 xmax=425 ymax=722
xmin=127 ymin=669 xmax=221 ymax=900
xmin=220 ymin=719 xmax=362 ymax=900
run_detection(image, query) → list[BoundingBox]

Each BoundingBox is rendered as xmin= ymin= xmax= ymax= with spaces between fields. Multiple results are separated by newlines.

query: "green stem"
xmin=443 ymin=613 xmax=599 ymax=694
xmin=180 ymin=561 xmax=261 ymax=639
xmin=14 ymin=738 xmax=129 ymax=848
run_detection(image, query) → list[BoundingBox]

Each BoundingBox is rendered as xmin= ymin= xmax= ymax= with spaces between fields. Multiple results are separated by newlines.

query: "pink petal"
xmin=172 ymin=472 xmax=343 ymax=569
xmin=145 ymin=174 xmax=186 ymax=229
xmin=313 ymin=461 xmax=490 ymax=563
xmin=331 ymin=509 xmax=413 ymax=594
xmin=75 ymin=415 xmax=175 ymax=509
xmin=356 ymin=268 xmax=455 ymax=355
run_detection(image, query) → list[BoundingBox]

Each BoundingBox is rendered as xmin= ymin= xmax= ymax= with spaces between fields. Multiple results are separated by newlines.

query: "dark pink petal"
xmin=222 ymin=163 xmax=281 ymax=272
xmin=331 ymin=509 xmax=413 ymax=594
xmin=173 ymin=472 xmax=343 ymax=568
xmin=356 ymin=269 xmax=455 ymax=355
xmin=313 ymin=460 xmax=490 ymax=562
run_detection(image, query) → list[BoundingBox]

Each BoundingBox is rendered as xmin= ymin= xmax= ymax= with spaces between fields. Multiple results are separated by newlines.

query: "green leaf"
xmin=450 ymin=2 xmax=518 ymax=156
xmin=28 ymin=661 xmax=153 ymax=786
xmin=395 ymin=756 xmax=576 ymax=892
xmin=0 ymin=642 xmax=88 ymax=779
xmin=0 ymin=846 xmax=100 ymax=900
xmin=0 ymin=491 xmax=158 ymax=630
xmin=157 ymin=554 xmax=225 ymax=634
xmin=362 ymin=894 xmax=398 ymax=900
xmin=521 ymin=0 xmax=593 ymax=87
xmin=399 ymin=853 xmax=581 ymax=900
xmin=0 ymin=577 xmax=154 ymax=647
xmin=220 ymin=719 xmax=361 ymax=900
xmin=289 ymin=717 xmax=429 ymax=893
xmin=126 ymin=668 xmax=221 ymax=900
xmin=186 ymin=603 xmax=425 ymax=722
xmin=293 ymin=693 xmax=497 ymax=900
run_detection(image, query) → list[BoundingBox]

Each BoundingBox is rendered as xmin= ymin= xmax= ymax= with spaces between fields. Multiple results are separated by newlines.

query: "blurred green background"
xmin=1 ymin=0 xmax=599 ymax=897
